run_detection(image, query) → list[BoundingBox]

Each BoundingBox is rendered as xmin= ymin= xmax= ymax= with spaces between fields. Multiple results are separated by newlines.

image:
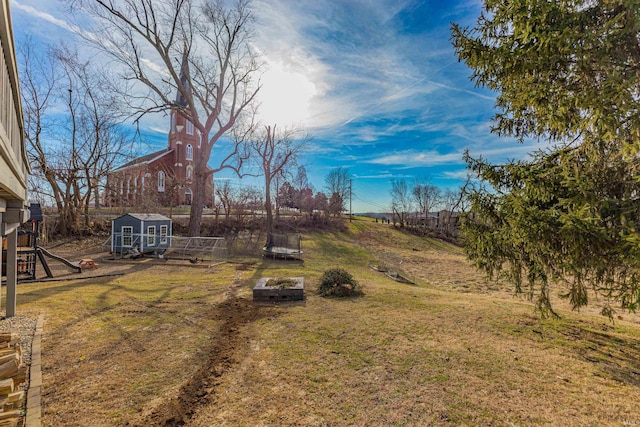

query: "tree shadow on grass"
xmin=560 ymin=322 xmax=640 ymax=387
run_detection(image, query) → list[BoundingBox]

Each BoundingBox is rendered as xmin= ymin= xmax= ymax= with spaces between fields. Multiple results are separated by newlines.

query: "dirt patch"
xmin=129 ymin=282 xmax=278 ymax=426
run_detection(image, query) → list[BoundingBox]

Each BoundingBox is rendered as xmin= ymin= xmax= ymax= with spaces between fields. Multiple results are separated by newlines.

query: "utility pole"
xmin=349 ymin=178 xmax=352 ymax=222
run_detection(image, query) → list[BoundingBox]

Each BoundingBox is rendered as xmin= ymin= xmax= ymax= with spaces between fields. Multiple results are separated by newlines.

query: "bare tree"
xmin=328 ymin=192 xmax=343 ymax=217
xmin=440 ymin=189 xmax=460 ymax=233
xmin=299 ymin=187 xmax=315 ymax=217
xmin=291 ymin=166 xmax=311 ymax=212
xmin=276 ymin=181 xmax=297 ymax=211
xmin=69 ymin=0 xmax=261 ymax=236
xmin=411 ymin=177 xmax=442 ymax=228
xmin=215 ymin=181 xmax=234 ymax=224
xmin=249 ymin=124 xmax=306 ymax=232
xmin=20 ymin=40 xmax=131 ymax=235
xmin=237 ymin=186 xmax=263 ymax=220
xmin=390 ymin=179 xmax=412 ymax=227
xmin=314 ymin=192 xmax=329 ymax=222
xmin=57 ymin=47 xmax=132 ymax=218
xmin=440 ymin=177 xmax=472 ymax=234
xmin=324 ymin=167 xmax=351 ymax=214
xmin=292 ymin=165 xmax=310 ymax=188
xmin=19 ymin=38 xmax=60 ymax=207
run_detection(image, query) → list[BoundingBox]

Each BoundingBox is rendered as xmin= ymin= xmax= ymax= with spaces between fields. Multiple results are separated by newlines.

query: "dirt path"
xmin=130 ymin=278 xmax=278 ymax=426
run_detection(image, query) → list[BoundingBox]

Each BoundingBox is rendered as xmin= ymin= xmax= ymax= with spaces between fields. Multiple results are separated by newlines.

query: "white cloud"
xmin=354 ymin=172 xmax=396 ymax=179
xmin=251 ymin=0 xmax=461 ymax=131
xmin=442 ymin=169 xmax=475 ymax=180
xmin=367 ymin=150 xmax=463 ymax=167
xmin=11 ymin=1 xmax=78 ymax=33
xmin=365 ymin=141 xmax=544 ymax=169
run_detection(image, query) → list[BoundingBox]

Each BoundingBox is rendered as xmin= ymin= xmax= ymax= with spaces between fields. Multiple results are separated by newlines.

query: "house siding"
xmin=0 ymin=0 xmax=30 ymax=318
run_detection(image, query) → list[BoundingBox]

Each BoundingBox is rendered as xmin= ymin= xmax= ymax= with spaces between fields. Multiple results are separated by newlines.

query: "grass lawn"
xmin=10 ymin=220 xmax=640 ymax=426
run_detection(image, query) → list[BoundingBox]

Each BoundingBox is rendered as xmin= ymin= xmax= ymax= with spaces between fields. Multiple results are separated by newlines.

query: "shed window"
xmin=122 ymin=226 xmax=133 ymax=247
xmin=160 ymin=225 xmax=169 ymax=244
xmin=147 ymin=226 xmax=156 ymax=246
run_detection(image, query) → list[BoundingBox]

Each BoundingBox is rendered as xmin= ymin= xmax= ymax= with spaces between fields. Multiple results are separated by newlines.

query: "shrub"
xmin=319 ymin=268 xmax=363 ymax=297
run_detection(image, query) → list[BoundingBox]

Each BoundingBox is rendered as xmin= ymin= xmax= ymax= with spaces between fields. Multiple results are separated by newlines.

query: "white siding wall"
xmin=1 ymin=0 xmax=30 ymax=318
xmin=0 ymin=0 xmax=29 ymax=203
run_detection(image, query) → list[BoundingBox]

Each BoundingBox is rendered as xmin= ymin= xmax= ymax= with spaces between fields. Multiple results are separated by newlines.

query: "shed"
xmin=111 ymin=213 xmax=172 ymax=256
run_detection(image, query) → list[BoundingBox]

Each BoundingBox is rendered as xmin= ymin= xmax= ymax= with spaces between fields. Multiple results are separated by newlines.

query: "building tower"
xmin=168 ymin=47 xmax=199 ymax=205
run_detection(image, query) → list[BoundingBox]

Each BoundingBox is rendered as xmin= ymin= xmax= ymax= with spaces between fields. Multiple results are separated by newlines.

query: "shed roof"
xmin=113 ymin=213 xmax=172 ymax=222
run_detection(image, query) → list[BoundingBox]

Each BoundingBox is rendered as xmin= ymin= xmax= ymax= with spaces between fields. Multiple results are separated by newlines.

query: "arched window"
xmin=185 ymin=188 xmax=192 ymax=205
xmin=119 ymin=180 xmax=124 ymax=195
xmin=126 ymin=178 xmax=131 ymax=195
xmin=158 ymin=171 xmax=165 ymax=192
xmin=186 ymin=120 xmax=194 ymax=135
xmin=186 ymin=144 xmax=193 ymax=161
xmin=186 ymin=165 xmax=193 ymax=180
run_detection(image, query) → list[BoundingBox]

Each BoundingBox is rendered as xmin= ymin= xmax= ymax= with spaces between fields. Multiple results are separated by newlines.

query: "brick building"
xmin=105 ymin=55 xmax=214 ymax=208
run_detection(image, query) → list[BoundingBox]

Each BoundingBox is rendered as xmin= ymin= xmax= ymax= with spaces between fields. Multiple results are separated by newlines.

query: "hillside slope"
xmin=15 ymin=220 xmax=640 ymax=426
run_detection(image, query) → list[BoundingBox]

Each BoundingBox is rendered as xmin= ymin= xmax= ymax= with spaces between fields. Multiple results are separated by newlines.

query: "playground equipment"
xmin=263 ymin=233 xmax=303 ymax=260
xmin=1 ymin=204 xmax=91 ymax=281
xmin=13 ymin=231 xmax=81 ymax=281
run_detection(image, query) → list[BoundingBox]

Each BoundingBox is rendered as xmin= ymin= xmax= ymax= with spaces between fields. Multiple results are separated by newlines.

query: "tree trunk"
xmin=274 ymin=177 xmax=280 ymax=222
xmin=188 ymin=169 xmax=207 ymax=237
xmin=265 ymin=176 xmax=273 ymax=233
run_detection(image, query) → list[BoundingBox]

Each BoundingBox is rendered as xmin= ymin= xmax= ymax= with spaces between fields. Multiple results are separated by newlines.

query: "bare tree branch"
xmin=68 ymin=0 xmax=262 ymax=235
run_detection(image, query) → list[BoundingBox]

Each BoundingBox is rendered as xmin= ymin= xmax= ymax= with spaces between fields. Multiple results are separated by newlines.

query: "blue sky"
xmin=10 ymin=0 xmax=543 ymax=212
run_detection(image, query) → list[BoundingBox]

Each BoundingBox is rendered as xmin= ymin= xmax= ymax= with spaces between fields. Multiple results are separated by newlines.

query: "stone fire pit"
xmin=253 ymin=277 xmax=304 ymax=302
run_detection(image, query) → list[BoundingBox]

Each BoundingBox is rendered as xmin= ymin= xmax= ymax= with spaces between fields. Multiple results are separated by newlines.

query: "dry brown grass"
xmin=8 ymin=220 xmax=640 ymax=426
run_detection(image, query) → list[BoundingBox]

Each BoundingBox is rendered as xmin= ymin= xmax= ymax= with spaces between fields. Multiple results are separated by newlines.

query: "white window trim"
xmin=160 ymin=225 xmax=169 ymax=244
xmin=122 ymin=226 xmax=133 ymax=247
xmin=147 ymin=226 xmax=156 ymax=246
xmin=186 ymin=144 xmax=193 ymax=161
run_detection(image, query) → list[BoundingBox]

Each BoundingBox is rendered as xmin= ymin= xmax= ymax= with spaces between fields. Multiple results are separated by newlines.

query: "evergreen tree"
xmin=452 ymin=0 xmax=640 ymax=317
